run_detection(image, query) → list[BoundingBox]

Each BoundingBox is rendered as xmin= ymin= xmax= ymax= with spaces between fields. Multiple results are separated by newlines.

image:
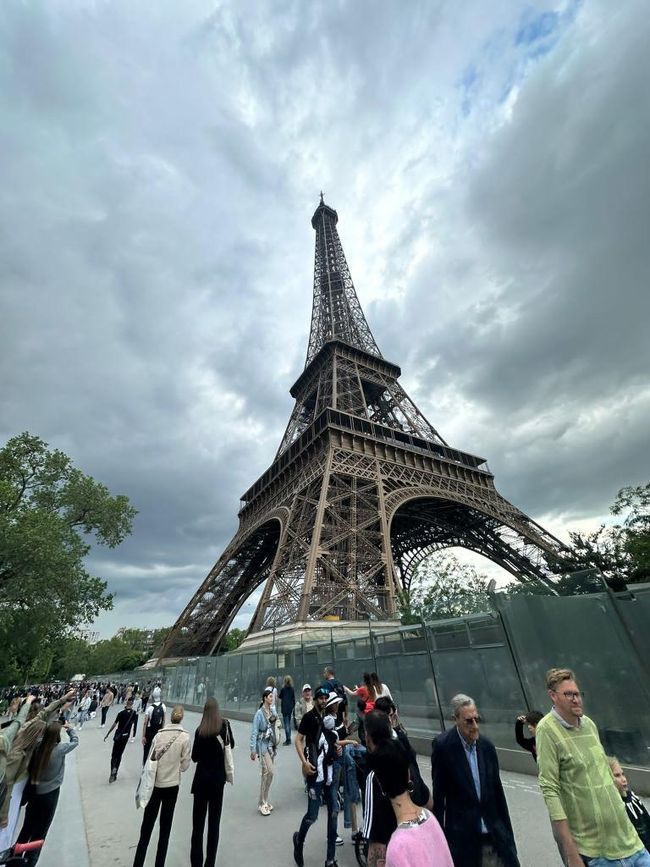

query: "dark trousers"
xmin=111 ymin=737 xmax=129 ymax=774
xmin=143 ymin=736 xmax=155 ymax=765
xmin=16 ymin=788 xmax=60 ymax=865
xmin=282 ymin=713 xmax=293 ymax=743
xmin=132 ymin=785 xmax=178 ymax=867
xmin=298 ymin=779 xmax=338 ymax=863
xmin=101 ymin=705 xmax=109 ymax=725
xmin=190 ymin=786 xmax=225 ymax=867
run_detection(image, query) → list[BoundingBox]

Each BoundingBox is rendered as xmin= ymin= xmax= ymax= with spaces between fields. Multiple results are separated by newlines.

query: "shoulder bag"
xmin=135 ymin=731 xmax=181 ymax=810
xmin=217 ymin=720 xmax=234 ymax=785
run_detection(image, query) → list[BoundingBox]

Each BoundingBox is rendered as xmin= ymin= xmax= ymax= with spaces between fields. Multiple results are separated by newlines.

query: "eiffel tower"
xmin=160 ymin=196 xmax=564 ymax=658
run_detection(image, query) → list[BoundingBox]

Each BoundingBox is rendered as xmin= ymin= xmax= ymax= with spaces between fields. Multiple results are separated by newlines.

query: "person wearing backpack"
xmin=132 ymin=705 xmax=191 ymax=867
xmin=142 ymin=698 xmax=167 ymax=765
xmin=103 ymin=697 xmax=138 ymax=783
xmin=190 ymin=698 xmax=234 ymax=867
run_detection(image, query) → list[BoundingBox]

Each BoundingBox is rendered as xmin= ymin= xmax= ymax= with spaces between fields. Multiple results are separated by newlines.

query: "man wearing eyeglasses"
xmin=431 ymin=694 xmax=520 ymax=866
xmin=537 ymin=668 xmax=648 ymax=867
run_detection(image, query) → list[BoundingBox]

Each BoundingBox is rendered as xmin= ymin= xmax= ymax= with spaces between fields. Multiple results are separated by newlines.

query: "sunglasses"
xmin=461 ymin=716 xmax=481 ymax=725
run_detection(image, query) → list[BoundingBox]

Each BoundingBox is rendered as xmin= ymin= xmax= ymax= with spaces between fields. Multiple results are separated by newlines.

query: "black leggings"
xmin=132 ymin=785 xmax=178 ymax=867
xmin=190 ymin=786 xmax=225 ymax=867
xmin=17 ymin=788 xmax=60 ymax=865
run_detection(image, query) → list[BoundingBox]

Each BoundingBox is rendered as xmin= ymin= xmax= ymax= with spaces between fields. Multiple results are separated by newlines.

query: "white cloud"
xmin=0 ymin=0 xmax=646 ymax=637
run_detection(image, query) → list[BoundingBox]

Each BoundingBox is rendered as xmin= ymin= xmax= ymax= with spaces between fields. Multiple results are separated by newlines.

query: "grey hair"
xmin=451 ymin=694 xmax=476 ymax=719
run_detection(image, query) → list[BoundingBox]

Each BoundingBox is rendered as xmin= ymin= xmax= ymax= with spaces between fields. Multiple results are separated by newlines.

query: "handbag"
xmin=217 ymin=721 xmax=234 ymax=785
xmin=135 ymin=731 xmax=181 ymax=810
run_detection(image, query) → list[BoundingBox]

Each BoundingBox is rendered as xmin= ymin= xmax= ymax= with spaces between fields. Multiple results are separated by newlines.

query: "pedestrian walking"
xmin=142 ymin=696 xmax=167 ymax=765
xmin=190 ymin=698 xmax=234 ymax=867
xmin=371 ymin=737 xmax=453 ymax=867
xmin=250 ymin=687 xmax=279 ymax=816
xmin=279 ymin=676 xmax=296 ymax=746
xmin=292 ymin=686 xmax=339 ymax=867
xmin=76 ymin=691 xmax=91 ymax=729
xmin=132 ymin=705 xmax=191 ymax=867
xmin=15 ymin=721 xmax=78 ymax=864
xmin=100 ymin=687 xmax=115 ymax=728
xmin=103 ymin=697 xmax=138 ymax=782
xmin=431 ymin=693 xmax=520 ymax=867
xmin=537 ymin=668 xmax=649 ymax=867
xmin=514 ymin=710 xmax=542 ymax=762
xmin=608 ymin=756 xmax=650 ymax=852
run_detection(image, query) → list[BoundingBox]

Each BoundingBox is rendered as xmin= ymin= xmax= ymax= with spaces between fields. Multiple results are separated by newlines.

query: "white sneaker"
xmin=265 ymin=803 xmax=274 ymax=812
xmin=258 ymin=804 xmax=271 ymax=816
xmin=336 ymin=835 xmax=343 ymax=845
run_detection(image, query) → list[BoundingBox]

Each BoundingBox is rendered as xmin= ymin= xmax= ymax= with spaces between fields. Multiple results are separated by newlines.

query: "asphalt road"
xmin=26 ymin=709 xmax=567 ymax=866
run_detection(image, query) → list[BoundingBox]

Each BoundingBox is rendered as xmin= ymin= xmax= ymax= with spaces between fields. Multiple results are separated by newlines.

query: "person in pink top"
xmin=371 ymin=738 xmax=454 ymax=867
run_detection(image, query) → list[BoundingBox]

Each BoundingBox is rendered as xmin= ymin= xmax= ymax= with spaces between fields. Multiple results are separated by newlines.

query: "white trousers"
xmin=0 ymin=777 xmax=27 ymax=850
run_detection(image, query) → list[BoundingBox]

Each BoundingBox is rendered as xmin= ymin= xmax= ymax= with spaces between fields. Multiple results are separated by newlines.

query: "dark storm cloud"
xmin=1 ymin=0 xmax=645 ymax=635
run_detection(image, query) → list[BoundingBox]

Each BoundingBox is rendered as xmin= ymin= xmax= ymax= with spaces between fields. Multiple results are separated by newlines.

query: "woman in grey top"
xmin=16 ymin=721 xmax=78 ymax=863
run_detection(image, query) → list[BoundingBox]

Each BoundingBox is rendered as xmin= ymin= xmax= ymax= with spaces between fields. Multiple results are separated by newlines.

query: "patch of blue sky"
xmin=457 ymin=63 xmax=478 ymax=118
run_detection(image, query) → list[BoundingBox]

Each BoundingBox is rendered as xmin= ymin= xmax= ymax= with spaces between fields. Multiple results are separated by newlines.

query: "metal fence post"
xmin=490 ymin=592 xmax=534 ymax=710
xmin=421 ymin=617 xmax=446 ymax=733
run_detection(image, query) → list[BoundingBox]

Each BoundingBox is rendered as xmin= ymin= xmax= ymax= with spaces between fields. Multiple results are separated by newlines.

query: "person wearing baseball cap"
xmin=295 ymin=685 xmax=313 ymax=730
xmin=293 ymin=686 xmax=339 ymax=867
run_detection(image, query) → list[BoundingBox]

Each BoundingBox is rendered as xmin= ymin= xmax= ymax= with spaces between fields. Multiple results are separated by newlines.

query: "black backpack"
xmin=149 ymin=703 xmax=164 ymax=733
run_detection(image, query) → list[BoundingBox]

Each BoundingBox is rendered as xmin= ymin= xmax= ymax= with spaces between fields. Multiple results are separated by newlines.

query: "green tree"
xmin=554 ymin=482 xmax=650 ymax=587
xmin=0 ymin=432 xmax=136 ymax=682
xmin=398 ymin=552 xmax=496 ymax=624
xmin=219 ymin=628 xmax=246 ymax=653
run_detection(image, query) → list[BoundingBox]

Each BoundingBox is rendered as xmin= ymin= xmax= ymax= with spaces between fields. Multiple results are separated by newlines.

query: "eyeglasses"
xmin=558 ymin=691 xmax=582 ymax=700
xmin=461 ymin=716 xmax=480 ymax=725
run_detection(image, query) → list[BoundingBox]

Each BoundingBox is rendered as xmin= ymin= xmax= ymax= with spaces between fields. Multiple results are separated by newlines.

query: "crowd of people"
xmin=1 ymin=665 xmax=649 ymax=867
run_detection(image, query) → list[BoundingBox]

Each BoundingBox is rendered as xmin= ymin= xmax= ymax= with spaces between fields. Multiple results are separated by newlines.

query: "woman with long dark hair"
xmin=190 ymin=698 xmax=234 ymax=867
xmin=16 ymin=720 xmax=78 ymax=863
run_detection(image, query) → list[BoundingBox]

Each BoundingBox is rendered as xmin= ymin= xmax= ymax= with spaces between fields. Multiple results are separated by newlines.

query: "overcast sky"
xmin=1 ymin=0 xmax=648 ymax=639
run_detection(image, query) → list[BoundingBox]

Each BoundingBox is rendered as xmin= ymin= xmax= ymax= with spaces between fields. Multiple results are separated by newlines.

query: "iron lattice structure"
xmin=160 ymin=198 xmax=565 ymax=658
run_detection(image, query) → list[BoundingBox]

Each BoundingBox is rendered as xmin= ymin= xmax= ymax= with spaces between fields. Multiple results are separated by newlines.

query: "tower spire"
xmin=305 ymin=196 xmax=382 ymax=366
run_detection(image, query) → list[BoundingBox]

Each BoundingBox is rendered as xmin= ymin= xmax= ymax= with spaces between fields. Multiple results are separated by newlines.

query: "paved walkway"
xmin=8 ymin=708 xmax=569 ymax=865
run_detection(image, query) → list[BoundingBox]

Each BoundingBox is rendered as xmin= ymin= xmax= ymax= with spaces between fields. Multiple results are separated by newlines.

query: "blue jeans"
xmin=585 ymin=850 xmax=650 ymax=867
xmin=298 ymin=779 xmax=338 ymax=862
xmin=282 ymin=713 xmax=292 ymax=743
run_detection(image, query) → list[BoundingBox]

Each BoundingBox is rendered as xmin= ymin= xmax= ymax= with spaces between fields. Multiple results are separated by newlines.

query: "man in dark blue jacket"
xmin=431 ymin=693 xmax=520 ymax=867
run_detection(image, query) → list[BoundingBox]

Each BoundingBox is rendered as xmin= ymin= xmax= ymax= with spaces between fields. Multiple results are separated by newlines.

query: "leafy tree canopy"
xmin=554 ymin=482 xmax=650 ymax=586
xmin=399 ymin=552 xmax=497 ymax=624
xmin=0 ymin=432 xmax=136 ymax=683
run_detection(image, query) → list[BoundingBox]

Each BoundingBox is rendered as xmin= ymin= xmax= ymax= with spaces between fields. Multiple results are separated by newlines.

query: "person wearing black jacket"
xmin=431 ymin=694 xmax=520 ymax=867
xmin=514 ymin=711 xmax=543 ymax=762
xmin=190 ymin=699 xmax=234 ymax=867
xmin=104 ymin=698 xmax=138 ymax=782
xmin=279 ymin=677 xmax=296 ymax=746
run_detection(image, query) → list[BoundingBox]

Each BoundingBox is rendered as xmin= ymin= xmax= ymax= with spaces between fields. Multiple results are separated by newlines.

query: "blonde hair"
xmin=266 ymin=676 xmax=276 ymax=688
xmin=607 ymin=755 xmax=621 ymax=772
xmin=283 ymin=675 xmax=293 ymax=687
xmin=545 ymin=668 xmax=576 ymax=691
xmin=170 ymin=704 xmax=184 ymax=724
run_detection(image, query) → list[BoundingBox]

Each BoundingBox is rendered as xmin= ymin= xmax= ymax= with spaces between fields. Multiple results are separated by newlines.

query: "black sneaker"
xmin=293 ymin=832 xmax=304 ymax=867
xmin=109 ymin=771 xmax=117 ymax=783
xmin=325 ymin=861 xmax=339 ymax=867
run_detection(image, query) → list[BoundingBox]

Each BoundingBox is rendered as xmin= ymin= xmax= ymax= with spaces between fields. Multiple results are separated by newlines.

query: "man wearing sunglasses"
xmin=431 ymin=694 xmax=520 ymax=866
xmin=537 ymin=668 xmax=648 ymax=867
